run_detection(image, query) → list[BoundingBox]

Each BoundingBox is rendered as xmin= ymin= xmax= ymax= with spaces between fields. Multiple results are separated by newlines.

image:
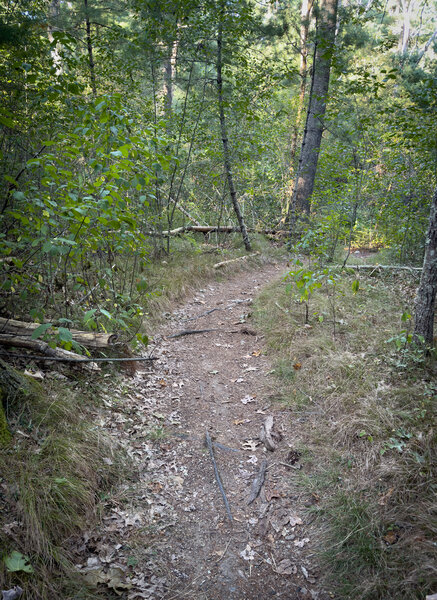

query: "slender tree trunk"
xmin=217 ymin=11 xmax=251 ymax=251
xmin=286 ymin=0 xmax=314 ymax=213
xmin=288 ymin=0 xmax=338 ymax=232
xmin=164 ymin=38 xmax=179 ymax=118
xmin=398 ymin=0 xmax=416 ymax=55
xmin=47 ymin=0 xmax=62 ymax=74
xmin=84 ymin=0 xmax=97 ymax=95
xmin=414 ymin=186 xmax=437 ymax=346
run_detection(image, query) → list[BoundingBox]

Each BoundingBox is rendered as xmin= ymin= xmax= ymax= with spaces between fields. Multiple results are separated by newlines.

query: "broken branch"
xmin=247 ymin=458 xmax=267 ymax=505
xmin=213 ymin=252 xmax=260 ymax=270
xmin=205 ymin=431 xmax=233 ymax=522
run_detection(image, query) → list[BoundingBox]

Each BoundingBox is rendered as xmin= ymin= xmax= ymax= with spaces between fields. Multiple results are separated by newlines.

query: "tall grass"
xmin=253 ymin=270 xmax=437 ymax=599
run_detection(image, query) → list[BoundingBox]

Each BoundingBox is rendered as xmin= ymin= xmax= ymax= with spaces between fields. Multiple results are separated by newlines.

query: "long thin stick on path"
xmin=205 ymin=431 xmax=233 ymax=522
xmin=0 ymin=353 xmax=158 ymax=363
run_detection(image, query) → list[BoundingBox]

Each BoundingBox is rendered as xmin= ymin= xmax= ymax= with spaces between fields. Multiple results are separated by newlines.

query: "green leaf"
xmin=352 ymin=280 xmax=360 ymax=294
xmin=100 ymin=308 xmax=112 ymax=320
xmin=84 ymin=309 xmax=97 ymax=322
xmin=31 ymin=323 xmax=52 ymax=339
xmin=57 ymin=327 xmax=73 ymax=343
xmin=4 ymin=551 xmax=34 ymax=573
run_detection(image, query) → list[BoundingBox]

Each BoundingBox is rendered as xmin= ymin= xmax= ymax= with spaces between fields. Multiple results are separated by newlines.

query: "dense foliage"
xmin=0 ymin=0 xmax=436 ymax=334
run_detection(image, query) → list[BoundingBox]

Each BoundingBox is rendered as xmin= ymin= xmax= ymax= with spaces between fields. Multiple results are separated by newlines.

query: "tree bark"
xmin=285 ymin=0 xmax=313 ymax=215
xmin=84 ymin=0 xmax=97 ymax=95
xmin=414 ymin=185 xmax=437 ymax=345
xmin=289 ymin=0 xmax=338 ymax=230
xmin=217 ymin=7 xmax=251 ymax=251
xmin=164 ymin=38 xmax=179 ymax=117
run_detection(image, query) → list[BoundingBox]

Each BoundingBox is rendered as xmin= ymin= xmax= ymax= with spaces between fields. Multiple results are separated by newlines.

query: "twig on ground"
xmin=167 ymin=328 xmax=220 ymax=338
xmin=247 ymin=458 xmax=267 ymax=505
xmin=167 ymin=327 xmax=257 ymax=339
xmin=0 ymin=353 xmax=158 ymax=363
xmin=213 ymin=538 xmax=232 ymax=565
xmin=205 ymin=431 xmax=233 ymax=522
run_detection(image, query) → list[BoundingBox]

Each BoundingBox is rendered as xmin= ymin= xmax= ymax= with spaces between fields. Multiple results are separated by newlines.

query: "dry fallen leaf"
xmin=378 ymin=487 xmax=395 ymax=506
xmin=241 ymin=439 xmax=259 ymax=451
xmin=265 ymin=487 xmax=282 ymax=502
xmin=293 ymin=362 xmax=302 ymax=370
xmin=294 ymin=537 xmax=310 ymax=548
xmin=252 ymin=349 xmax=262 ymax=357
xmin=275 ymin=559 xmax=297 ymax=576
xmin=234 ymin=419 xmax=246 ymax=425
xmin=158 ymin=379 xmax=167 ymax=387
xmin=383 ymin=530 xmax=399 ymax=545
xmin=240 ymin=395 xmax=255 ymax=404
xmin=240 ymin=544 xmax=255 ymax=561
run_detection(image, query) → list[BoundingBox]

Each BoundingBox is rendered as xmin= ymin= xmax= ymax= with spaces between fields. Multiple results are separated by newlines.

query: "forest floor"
xmin=73 ymin=260 xmax=330 ymax=600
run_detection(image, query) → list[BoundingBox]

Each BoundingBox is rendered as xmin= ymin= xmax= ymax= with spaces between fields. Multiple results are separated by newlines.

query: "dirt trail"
xmin=77 ymin=262 xmax=329 ymax=600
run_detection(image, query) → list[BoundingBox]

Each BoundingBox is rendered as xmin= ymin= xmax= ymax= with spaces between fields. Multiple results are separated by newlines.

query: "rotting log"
xmin=0 ymin=335 xmax=100 ymax=371
xmin=0 ymin=318 xmax=118 ymax=348
xmin=213 ymin=252 xmax=260 ymax=269
xmin=144 ymin=226 xmax=287 ymax=238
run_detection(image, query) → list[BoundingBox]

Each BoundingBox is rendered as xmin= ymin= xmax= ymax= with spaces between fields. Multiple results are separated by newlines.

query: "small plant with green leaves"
xmin=284 ymin=260 xmax=341 ymax=328
xmin=386 ymin=311 xmax=427 ymax=368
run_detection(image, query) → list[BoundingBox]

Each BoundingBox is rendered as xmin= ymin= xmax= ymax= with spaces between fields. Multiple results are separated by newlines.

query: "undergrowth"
xmin=253 ymin=267 xmax=437 ymax=600
xmin=0 ymin=362 xmax=122 ymax=598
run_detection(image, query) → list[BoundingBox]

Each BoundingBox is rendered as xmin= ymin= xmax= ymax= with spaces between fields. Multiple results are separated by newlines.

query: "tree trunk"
xmin=164 ymin=39 xmax=179 ymax=117
xmin=217 ymin=8 xmax=251 ymax=252
xmin=414 ymin=185 xmax=437 ymax=345
xmin=285 ymin=0 xmax=313 ymax=215
xmin=289 ymin=0 xmax=338 ymax=230
xmin=84 ymin=0 xmax=97 ymax=95
xmin=47 ymin=0 xmax=63 ymax=75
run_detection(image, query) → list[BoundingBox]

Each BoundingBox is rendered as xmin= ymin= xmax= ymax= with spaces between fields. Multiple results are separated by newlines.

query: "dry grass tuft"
xmin=254 ymin=268 xmax=437 ymax=599
xmin=0 ymin=366 xmax=121 ymax=599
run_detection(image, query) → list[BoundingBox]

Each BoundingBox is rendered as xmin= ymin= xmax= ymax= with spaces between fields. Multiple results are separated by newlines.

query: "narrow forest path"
xmin=77 ymin=262 xmax=330 ymax=600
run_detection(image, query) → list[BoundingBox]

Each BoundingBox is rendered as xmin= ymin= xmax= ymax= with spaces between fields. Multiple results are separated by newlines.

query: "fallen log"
xmin=144 ymin=226 xmax=288 ymax=237
xmin=0 ymin=335 xmax=100 ymax=371
xmin=0 ymin=318 xmax=118 ymax=348
xmin=345 ymin=264 xmax=421 ymax=273
xmin=213 ymin=251 xmax=260 ymax=270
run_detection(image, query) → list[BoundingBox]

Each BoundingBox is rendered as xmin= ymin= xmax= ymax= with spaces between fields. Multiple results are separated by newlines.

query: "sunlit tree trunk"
xmin=398 ymin=0 xmax=416 ymax=55
xmin=217 ymin=8 xmax=251 ymax=251
xmin=288 ymin=0 xmax=338 ymax=232
xmin=164 ymin=38 xmax=179 ymax=117
xmin=414 ymin=185 xmax=437 ymax=346
xmin=47 ymin=0 xmax=62 ymax=75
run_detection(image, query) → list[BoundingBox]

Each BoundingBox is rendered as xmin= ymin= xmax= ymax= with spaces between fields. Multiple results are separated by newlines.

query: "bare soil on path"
xmin=76 ymin=261 xmax=330 ymax=600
